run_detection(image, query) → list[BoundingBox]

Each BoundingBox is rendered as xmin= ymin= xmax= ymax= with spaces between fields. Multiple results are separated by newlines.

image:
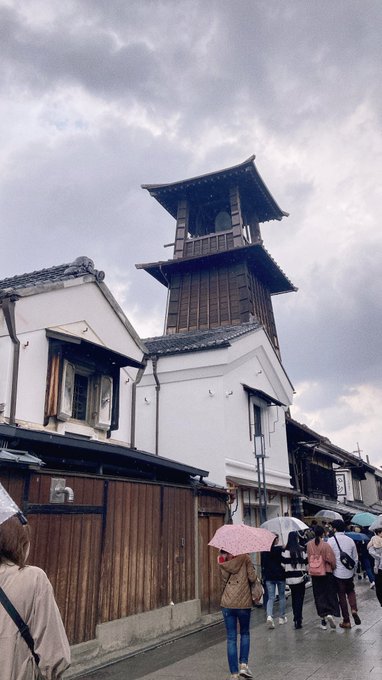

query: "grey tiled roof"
xmin=143 ymin=322 xmax=262 ymax=355
xmin=0 ymin=257 xmax=105 ymax=293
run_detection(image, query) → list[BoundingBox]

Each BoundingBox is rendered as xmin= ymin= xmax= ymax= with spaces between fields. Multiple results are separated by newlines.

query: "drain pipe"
xmin=130 ymin=356 xmax=147 ymax=449
xmin=152 ymin=356 xmax=160 ymax=455
xmin=2 ymin=295 xmax=20 ymax=425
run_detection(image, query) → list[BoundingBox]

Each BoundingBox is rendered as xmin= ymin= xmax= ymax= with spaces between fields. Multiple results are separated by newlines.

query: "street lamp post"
xmin=254 ymin=434 xmax=268 ymax=523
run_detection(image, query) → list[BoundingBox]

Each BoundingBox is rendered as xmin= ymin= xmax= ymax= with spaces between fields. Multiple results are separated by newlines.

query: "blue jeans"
xmin=221 ymin=608 xmax=252 ymax=674
xmin=265 ymin=580 xmax=286 ymax=618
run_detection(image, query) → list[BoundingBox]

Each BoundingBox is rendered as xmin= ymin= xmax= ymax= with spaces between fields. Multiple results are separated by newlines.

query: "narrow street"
xmin=76 ymin=579 xmax=381 ymax=680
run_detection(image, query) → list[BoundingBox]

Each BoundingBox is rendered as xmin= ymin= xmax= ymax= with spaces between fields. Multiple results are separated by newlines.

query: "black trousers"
xmin=290 ymin=582 xmax=306 ymax=624
xmin=375 ymin=570 xmax=382 ymax=607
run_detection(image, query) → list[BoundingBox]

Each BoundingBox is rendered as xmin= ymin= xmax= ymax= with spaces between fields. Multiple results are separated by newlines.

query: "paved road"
xmin=78 ymin=579 xmax=381 ymax=680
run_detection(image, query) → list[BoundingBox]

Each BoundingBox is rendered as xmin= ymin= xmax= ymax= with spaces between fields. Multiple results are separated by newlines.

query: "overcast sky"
xmin=1 ymin=0 xmax=381 ymax=467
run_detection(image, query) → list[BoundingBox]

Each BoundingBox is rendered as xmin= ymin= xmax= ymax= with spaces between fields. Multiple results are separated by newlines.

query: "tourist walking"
xmin=328 ymin=519 xmax=360 ymax=629
xmin=261 ymin=535 xmax=286 ymax=628
xmin=0 ymin=513 xmax=70 ymax=680
xmin=307 ymin=525 xmax=340 ymax=629
xmin=281 ymin=531 xmax=308 ymax=629
xmin=219 ymin=551 xmax=258 ymax=680
xmin=367 ymin=527 xmax=382 ymax=607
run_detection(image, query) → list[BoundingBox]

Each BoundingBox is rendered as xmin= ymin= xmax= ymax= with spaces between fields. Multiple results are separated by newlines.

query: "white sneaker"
xmin=370 ymin=582 xmax=376 ymax=589
xmin=278 ymin=616 xmax=287 ymax=624
xmin=326 ymin=615 xmax=336 ymax=629
xmin=239 ymin=663 xmax=253 ymax=678
xmin=267 ymin=615 xmax=275 ymax=629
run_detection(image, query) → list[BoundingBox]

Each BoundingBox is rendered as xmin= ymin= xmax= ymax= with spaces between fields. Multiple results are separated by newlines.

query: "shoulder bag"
xmin=251 ymin=578 xmax=264 ymax=604
xmin=0 ymin=586 xmax=40 ymax=666
xmin=333 ymin=535 xmax=356 ymax=570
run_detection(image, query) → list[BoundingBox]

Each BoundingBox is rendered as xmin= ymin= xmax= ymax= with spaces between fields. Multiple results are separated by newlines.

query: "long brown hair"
xmin=0 ymin=515 xmax=31 ymax=568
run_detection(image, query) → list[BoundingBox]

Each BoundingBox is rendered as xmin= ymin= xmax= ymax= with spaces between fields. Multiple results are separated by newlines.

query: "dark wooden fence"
xmin=0 ymin=470 xmax=226 ymax=644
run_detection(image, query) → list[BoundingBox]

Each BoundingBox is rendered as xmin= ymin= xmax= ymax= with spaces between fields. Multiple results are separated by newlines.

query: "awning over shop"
xmin=302 ymin=496 xmax=378 ymax=517
xmin=242 ymin=384 xmax=287 ymax=408
xmin=0 ymin=449 xmax=45 ymax=467
xmin=46 ymin=329 xmax=145 ymax=369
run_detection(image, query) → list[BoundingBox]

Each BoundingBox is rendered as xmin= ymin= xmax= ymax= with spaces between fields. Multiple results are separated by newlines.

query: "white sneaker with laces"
xmin=278 ymin=616 xmax=287 ymax=624
xmin=326 ymin=615 xmax=336 ymax=629
xmin=267 ymin=615 xmax=275 ymax=629
xmin=239 ymin=663 xmax=253 ymax=678
xmin=370 ymin=581 xmax=376 ymax=589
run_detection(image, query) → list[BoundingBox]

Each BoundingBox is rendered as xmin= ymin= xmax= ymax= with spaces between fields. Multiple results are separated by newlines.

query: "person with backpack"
xmin=307 ymin=525 xmax=340 ymax=629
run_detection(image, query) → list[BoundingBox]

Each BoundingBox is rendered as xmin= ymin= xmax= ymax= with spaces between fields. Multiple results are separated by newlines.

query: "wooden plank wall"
xmin=198 ymin=492 xmax=227 ymax=613
xmin=27 ymin=473 xmax=105 ymax=645
xmin=250 ymin=273 xmax=279 ymax=352
xmin=99 ymin=482 xmax=196 ymax=622
xmin=0 ymin=472 xmax=198 ymax=646
xmin=167 ymin=263 xmax=247 ymax=333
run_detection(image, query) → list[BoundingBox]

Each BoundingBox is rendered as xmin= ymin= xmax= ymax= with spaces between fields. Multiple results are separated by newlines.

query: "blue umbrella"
xmin=351 ymin=511 xmax=377 ymax=527
xmin=345 ymin=531 xmax=369 ymax=542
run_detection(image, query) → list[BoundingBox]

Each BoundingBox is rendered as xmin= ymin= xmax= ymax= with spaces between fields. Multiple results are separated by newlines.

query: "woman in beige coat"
xmin=0 ymin=515 xmax=70 ymax=680
xmin=219 ymin=551 xmax=258 ymax=680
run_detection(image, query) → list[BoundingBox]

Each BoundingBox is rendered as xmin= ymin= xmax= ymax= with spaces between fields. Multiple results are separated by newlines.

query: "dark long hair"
xmin=314 ymin=525 xmax=325 ymax=545
xmin=285 ymin=530 xmax=304 ymax=567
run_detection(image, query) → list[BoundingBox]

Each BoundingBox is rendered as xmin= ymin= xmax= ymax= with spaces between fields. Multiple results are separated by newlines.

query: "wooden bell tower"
xmin=137 ymin=156 xmax=295 ymax=356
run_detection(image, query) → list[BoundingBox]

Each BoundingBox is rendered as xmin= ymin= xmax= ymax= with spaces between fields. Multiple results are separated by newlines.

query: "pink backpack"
xmin=308 ymin=552 xmax=326 ymax=576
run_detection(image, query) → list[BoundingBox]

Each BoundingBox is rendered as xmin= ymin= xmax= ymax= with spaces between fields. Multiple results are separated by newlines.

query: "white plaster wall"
xmin=0 ymin=336 xmax=12 ymax=418
xmin=361 ymin=471 xmax=380 ymax=506
xmin=136 ymin=327 xmax=293 ymax=488
xmin=222 ymin=331 xmax=293 ymax=490
xmin=1 ymin=282 xmax=144 ymax=443
xmin=12 ymin=282 xmax=143 ymax=363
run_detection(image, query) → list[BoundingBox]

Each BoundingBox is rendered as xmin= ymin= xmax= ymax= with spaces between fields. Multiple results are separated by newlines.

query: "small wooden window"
xmin=57 ymin=359 xmax=113 ymax=431
xmin=57 ymin=360 xmax=76 ymax=421
xmin=94 ymin=375 xmax=113 ymax=431
xmin=72 ymin=373 xmax=89 ymax=421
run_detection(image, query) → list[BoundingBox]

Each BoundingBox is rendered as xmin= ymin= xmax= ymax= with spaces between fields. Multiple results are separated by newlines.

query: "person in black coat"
xmin=261 ymin=535 xmax=286 ymax=628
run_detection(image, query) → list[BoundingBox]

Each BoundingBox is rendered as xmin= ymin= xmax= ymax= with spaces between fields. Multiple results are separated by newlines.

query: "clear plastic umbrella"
xmin=260 ymin=517 xmax=309 ymax=545
xmin=0 ymin=483 xmax=27 ymax=526
xmin=314 ymin=509 xmax=343 ymax=521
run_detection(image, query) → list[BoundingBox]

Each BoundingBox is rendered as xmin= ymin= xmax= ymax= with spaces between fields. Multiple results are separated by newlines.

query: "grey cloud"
xmin=0 ymin=0 xmax=381 ymax=463
xmin=2 ymin=1 xmax=381 ymax=137
xmin=275 ymin=243 xmax=382 ymax=395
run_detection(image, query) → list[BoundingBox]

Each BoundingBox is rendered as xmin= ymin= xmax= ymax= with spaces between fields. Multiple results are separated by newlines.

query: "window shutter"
xmin=57 ymin=360 xmax=75 ymax=421
xmin=94 ymin=375 xmax=113 ymax=430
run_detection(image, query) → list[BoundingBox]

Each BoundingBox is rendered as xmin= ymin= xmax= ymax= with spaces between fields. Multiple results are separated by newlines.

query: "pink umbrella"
xmin=208 ymin=523 xmax=276 ymax=555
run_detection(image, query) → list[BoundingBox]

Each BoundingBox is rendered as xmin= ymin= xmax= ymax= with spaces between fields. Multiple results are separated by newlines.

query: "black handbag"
xmin=333 ymin=535 xmax=356 ymax=570
xmin=0 ymin=587 xmax=40 ymax=666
